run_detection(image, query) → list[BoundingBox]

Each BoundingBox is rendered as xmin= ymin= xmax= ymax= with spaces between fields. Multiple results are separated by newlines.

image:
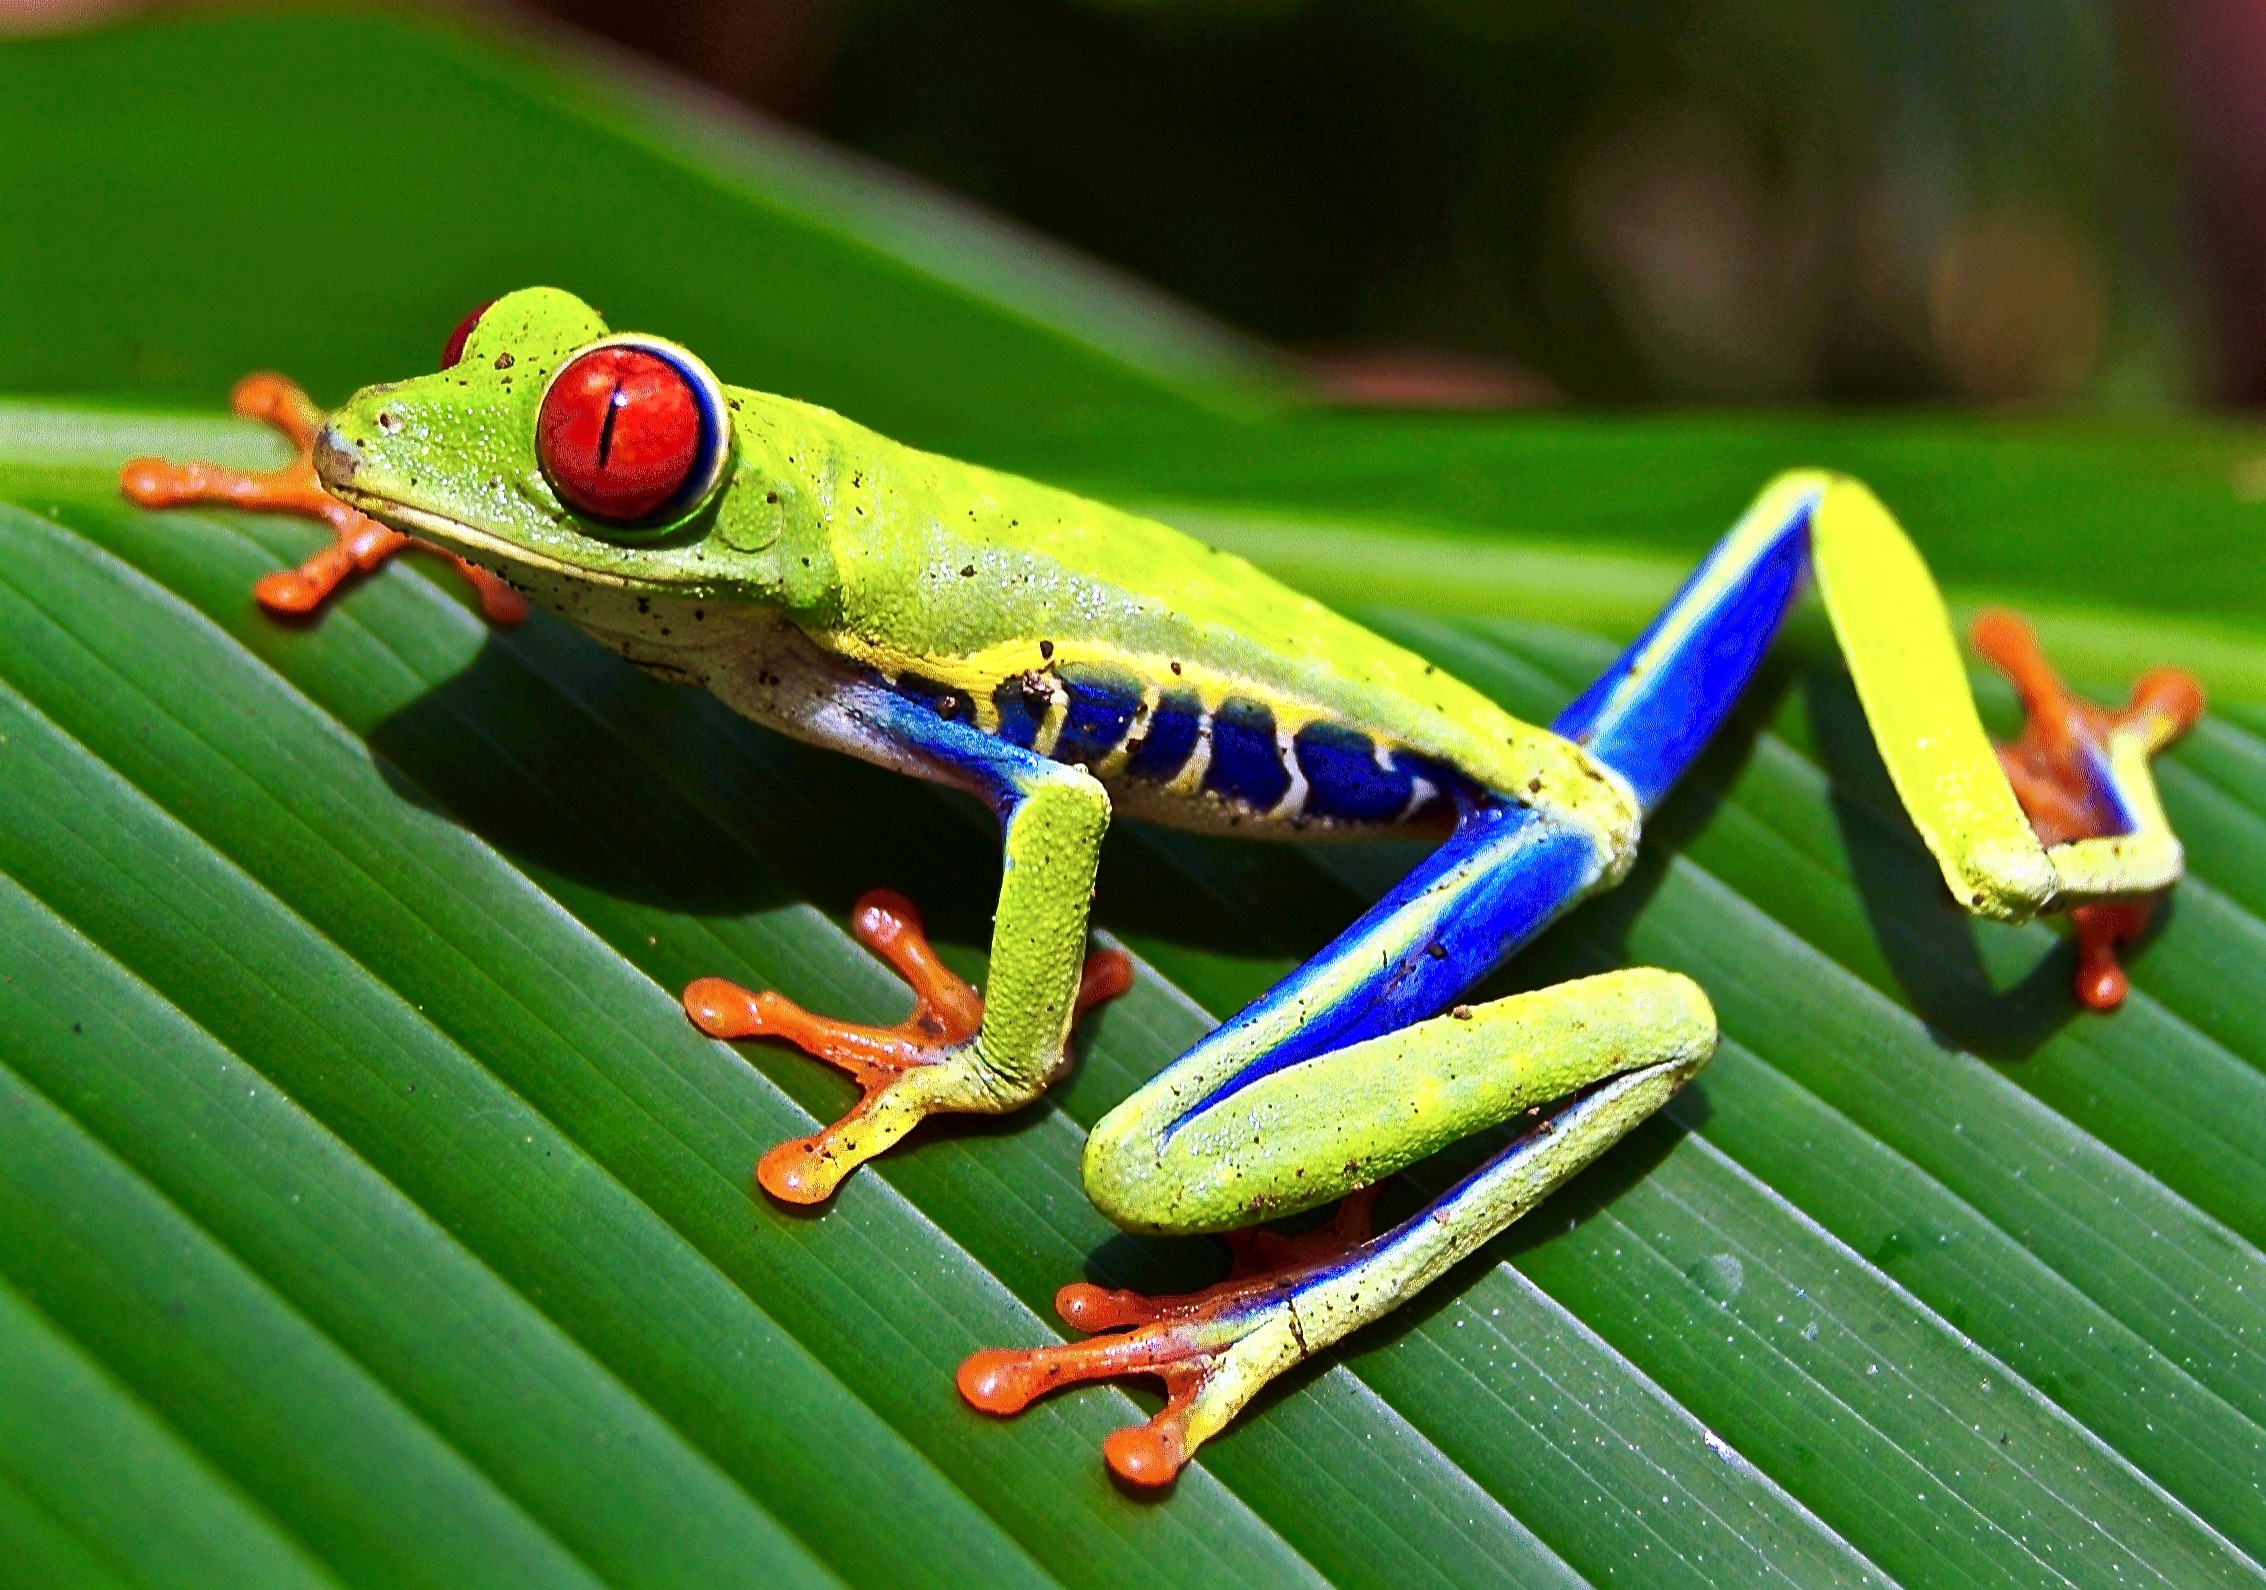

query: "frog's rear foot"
xmin=684 ymin=889 xmax=1132 ymax=1203
xmin=958 ymin=1189 xmax=1381 ymax=1488
xmin=1971 ymin=609 xmax=2204 ymax=1009
xmin=120 ymin=372 xmax=527 ymax=625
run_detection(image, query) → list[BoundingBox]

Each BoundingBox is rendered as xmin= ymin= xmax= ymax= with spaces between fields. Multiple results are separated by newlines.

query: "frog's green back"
xmin=310 ymin=284 xmax=1638 ymax=857
xmin=748 ymin=389 xmax=1635 ymax=847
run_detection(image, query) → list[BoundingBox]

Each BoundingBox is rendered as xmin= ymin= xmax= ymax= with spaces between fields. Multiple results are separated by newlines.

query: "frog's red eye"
xmin=536 ymin=341 xmax=725 ymax=527
xmin=440 ymin=299 xmax=496 ymax=370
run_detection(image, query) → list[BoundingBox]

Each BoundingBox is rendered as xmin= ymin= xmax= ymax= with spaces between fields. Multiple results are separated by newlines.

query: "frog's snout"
xmin=311 ymin=425 xmax=362 ymax=494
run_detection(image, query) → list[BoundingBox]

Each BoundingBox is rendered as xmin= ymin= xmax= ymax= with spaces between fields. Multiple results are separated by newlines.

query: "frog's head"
xmin=315 ymin=287 xmax=809 ymax=629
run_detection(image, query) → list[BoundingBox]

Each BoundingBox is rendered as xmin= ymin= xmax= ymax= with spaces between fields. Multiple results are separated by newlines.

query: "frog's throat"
xmin=331 ymin=486 xmax=646 ymax=595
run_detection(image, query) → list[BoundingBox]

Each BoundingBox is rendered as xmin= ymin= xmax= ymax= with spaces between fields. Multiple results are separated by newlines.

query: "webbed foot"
xmin=120 ymin=373 xmax=526 ymax=625
xmin=1971 ymin=610 xmax=2204 ymax=1009
xmin=685 ymin=889 xmax=1132 ymax=1203
xmin=958 ymin=1189 xmax=1381 ymax=1488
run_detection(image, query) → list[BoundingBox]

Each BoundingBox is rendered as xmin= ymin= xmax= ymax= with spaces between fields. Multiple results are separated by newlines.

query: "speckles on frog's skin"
xmin=510 ymin=469 xmax=557 ymax=512
xmin=991 ymin=672 xmax=1056 ymax=749
xmin=896 ymin=670 xmax=976 ymax=725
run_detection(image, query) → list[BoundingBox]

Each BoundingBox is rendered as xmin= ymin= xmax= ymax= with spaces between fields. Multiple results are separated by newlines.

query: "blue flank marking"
xmin=990 ymin=676 xmax=1047 ymax=749
xmin=1125 ymin=690 xmax=1202 ymax=781
xmin=1169 ymin=800 xmax=1599 ymax=1132
xmin=1054 ymin=670 xmax=1143 ymax=766
xmin=1401 ymin=754 xmax=1461 ymax=823
xmin=1205 ymin=697 xmax=1291 ymax=811
xmin=1555 ymin=493 xmax=1814 ymax=811
xmin=859 ymin=681 xmax=1062 ymax=810
xmin=893 ymin=672 xmax=975 ymax=725
xmin=1295 ymin=723 xmax=1412 ymax=823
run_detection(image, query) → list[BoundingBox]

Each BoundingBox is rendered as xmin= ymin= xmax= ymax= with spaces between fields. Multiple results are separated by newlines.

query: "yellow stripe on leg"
xmin=1807 ymin=475 xmax=2059 ymax=922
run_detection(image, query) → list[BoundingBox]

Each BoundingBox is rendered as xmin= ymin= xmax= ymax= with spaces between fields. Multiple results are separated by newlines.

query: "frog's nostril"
xmin=311 ymin=426 xmax=361 ymax=491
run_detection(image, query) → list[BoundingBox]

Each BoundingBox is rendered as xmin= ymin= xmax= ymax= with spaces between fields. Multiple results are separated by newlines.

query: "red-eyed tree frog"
xmin=123 ymin=288 xmax=2203 ymax=1487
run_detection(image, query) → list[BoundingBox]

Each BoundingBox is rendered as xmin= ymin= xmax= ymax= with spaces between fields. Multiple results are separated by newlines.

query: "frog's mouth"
xmin=316 ymin=424 xmax=655 ymax=595
xmin=347 ymin=487 xmax=636 ymax=590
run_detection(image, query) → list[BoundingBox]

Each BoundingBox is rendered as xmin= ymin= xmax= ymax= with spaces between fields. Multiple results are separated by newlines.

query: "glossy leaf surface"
xmin=2 ymin=11 xmax=2264 ymax=1587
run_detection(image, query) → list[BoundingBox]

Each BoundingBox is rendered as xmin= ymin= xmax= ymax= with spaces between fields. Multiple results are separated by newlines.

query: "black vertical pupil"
xmin=597 ymin=383 xmax=627 ymax=468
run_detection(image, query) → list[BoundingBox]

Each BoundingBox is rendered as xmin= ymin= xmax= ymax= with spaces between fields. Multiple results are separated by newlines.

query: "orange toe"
xmin=959 ymin=1189 xmax=1378 ymax=1486
xmin=1971 ymin=610 xmax=2202 ymax=1010
xmin=121 ymin=369 xmax=527 ymax=626
xmin=688 ymin=890 xmax=1132 ymax=1204
xmin=683 ymin=976 xmax=767 ymax=1039
xmin=1102 ymin=1423 xmax=1184 ymax=1488
xmin=756 ymin=1134 xmax=847 ymax=1205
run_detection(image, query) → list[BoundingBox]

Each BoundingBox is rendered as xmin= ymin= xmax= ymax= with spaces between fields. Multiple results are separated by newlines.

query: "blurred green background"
xmin=18 ymin=0 xmax=2266 ymax=412
xmin=528 ymin=0 xmax=2262 ymax=409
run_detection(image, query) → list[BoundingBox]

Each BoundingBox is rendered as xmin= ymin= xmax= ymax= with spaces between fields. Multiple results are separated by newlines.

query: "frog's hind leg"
xmin=120 ymin=373 xmax=526 ymax=624
xmin=956 ymin=476 xmax=1835 ymax=1485
xmin=960 ymin=769 xmax=1716 ymax=1486
xmin=962 ymin=964 xmax=1714 ymax=1485
xmin=1560 ymin=471 xmax=2203 ymax=1004
xmin=956 ymin=491 xmax=1822 ymax=1483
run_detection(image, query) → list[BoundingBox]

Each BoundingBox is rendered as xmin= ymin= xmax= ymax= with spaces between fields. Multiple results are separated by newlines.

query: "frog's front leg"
xmin=685 ymin=688 xmax=1132 ymax=1202
xmin=119 ymin=373 xmax=527 ymax=624
xmin=689 ymin=888 xmax=1131 ymax=1201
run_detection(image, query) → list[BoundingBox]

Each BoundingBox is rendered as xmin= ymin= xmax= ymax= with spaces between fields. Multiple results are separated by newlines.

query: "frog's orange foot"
xmin=685 ymin=889 xmax=1132 ymax=1203
xmin=119 ymin=372 xmax=527 ymax=626
xmin=1971 ymin=609 xmax=2205 ymax=1010
xmin=958 ymin=1188 xmax=1379 ymax=1488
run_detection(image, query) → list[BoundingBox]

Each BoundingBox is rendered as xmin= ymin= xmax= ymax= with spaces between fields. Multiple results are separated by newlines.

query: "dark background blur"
xmin=507 ymin=0 xmax=2266 ymax=410
xmin=20 ymin=0 xmax=2266 ymax=410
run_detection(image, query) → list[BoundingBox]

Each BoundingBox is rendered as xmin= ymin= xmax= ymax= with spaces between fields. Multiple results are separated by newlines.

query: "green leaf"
xmin=3 ymin=10 xmax=2265 ymax=1588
